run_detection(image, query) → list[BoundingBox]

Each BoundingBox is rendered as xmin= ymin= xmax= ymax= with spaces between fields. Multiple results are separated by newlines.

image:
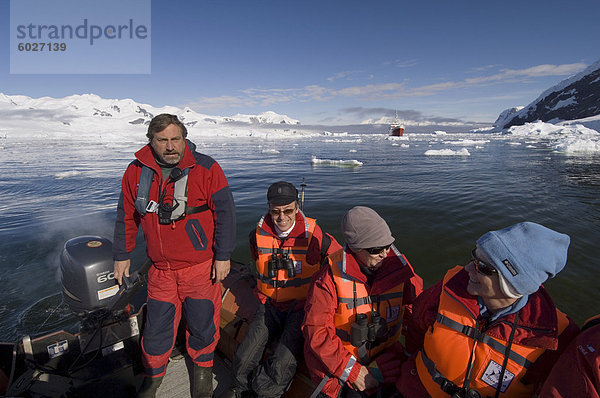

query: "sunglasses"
xmin=364 ymin=244 xmax=392 ymax=255
xmin=470 ymin=248 xmax=497 ymax=276
xmin=269 ymin=207 xmax=296 ymax=217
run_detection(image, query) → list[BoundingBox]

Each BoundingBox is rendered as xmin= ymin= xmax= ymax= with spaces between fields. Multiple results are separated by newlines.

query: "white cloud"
xmin=327 ymin=70 xmax=362 ymax=82
xmin=393 ymin=58 xmax=420 ymax=68
xmin=333 ymin=82 xmax=405 ymax=98
xmin=468 ymin=64 xmax=502 ymax=73
xmin=184 ymin=62 xmax=589 ymax=110
xmin=383 ymin=58 xmax=420 ymax=68
xmin=510 ymin=63 xmax=587 ymax=77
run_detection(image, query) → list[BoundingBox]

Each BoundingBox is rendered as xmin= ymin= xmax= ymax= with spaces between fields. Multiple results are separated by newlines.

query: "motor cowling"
xmin=60 ymin=236 xmax=119 ymax=316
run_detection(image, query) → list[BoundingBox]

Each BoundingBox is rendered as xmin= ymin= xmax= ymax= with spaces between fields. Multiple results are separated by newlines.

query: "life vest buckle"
xmin=271 ymin=279 xmax=286 ymax=288
xmin=441 ymin=379 xmax=460 ymax=395
xmin=145 ymin=200 xmax=159 ymax=214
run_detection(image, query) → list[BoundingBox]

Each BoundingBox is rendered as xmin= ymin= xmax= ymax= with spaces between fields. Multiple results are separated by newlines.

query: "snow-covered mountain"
xmin=495 ymin=60 xmax=600 ymax=129
xmin=0 ymin=93 xmax=300 ymax=133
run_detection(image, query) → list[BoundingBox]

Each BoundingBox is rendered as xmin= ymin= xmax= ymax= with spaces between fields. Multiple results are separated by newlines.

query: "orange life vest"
xmin=330 ymin=245 xmax=409 ymax=364
xmin=416 ymin=266 xmax=570 ymax=398
xmin=255 ymin=214 xmax=318 ymax=302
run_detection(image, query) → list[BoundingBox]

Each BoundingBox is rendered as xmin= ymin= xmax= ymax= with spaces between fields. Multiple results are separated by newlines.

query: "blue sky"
xmin=2 ymin=0 xmax=599 ymax=125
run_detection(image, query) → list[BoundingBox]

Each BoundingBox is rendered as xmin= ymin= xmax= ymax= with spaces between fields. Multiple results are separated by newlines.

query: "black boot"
xmin=137 ymin=375 xmax=163 ymax=398
xmin=193 ymin=365 xmax=214 ymax=398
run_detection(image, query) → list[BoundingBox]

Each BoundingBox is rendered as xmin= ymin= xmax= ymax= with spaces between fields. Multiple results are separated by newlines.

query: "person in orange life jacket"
xmin=396 ymin=222 xmax=580 ymax=398
xmin=112 ymin=114 xmax=236 ymax=398
xmin=221 ymin=181 xmax=337 ymax=398
xmin=539 ymin=315 xmax=600 ymax=397
xmin=302 ymin=206 xmax=423 ymax=398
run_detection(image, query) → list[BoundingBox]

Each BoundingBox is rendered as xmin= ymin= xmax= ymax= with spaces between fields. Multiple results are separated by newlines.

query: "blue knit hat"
xmin=476 ymin=222 xmax=570 ymax=296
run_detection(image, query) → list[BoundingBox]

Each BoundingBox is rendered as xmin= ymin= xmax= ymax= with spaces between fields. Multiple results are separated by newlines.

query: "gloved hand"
xmin=368 ymin=352 xmax=404 ymax=384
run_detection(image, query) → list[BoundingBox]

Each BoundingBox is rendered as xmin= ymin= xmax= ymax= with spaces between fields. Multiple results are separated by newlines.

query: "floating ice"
xmin=311 ymin=156 xmax=363 ymax=167
xmin=322 ymin=131 xmax=349 ymax=136
xmin=424 ymin=148 xmax=470 ymax=156
xmin=386 ymin=136 xmax=408 ymax=141
xmin=506 ymin=121 xmax=600 ymax=154
xmin=262 ymin=149 xmax=280 ymax=154
xmin=507 ymin=121 xmax=563 ymax=137
xmin=54 ymin=170 xmax=82 ymax=179
xmin=554 ymin=134 xmax=600 ymax=154
xmin=323 ymin=138 xmax=362 ymax=143
xmin=444 ymin=139 xmax=489 ymax=146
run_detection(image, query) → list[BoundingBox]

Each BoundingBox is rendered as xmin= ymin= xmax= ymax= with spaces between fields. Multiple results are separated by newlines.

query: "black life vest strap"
xmin=583 ymin=316 xmax=600 ymax=332
xmin=256 ymin=274 xmax=312 ymax=288
xmin=495 ymin=312 xmax=520 ymax=398
xmin=134 ymin=165 xmax=155 ymax=215
xmin=186 ymin=204 xmax=209 ymax=215
xmin=420 ymin=347 xmax=463 ymax=395
xmin=320 ymin=233 xmax=332 ymax=266
xmin=338 ymin=292 xmax=404 ymax=310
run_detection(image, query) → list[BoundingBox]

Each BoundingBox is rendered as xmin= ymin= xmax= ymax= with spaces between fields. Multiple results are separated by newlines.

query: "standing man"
xmin=113 ymin=114 xmax=236 ymax=398
xmin=396 ymin=222 xmax=579 ymax=398
xmin=222 ymin=181 xmax=335 ymax=398
xmin=303 ymin=206 xmax=423 ymax=398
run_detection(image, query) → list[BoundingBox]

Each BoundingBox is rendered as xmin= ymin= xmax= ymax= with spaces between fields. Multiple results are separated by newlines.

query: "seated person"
xmin=303 ymin=206 xmax=423 ymax=397
xmin=223 ymin=181 xmax=335 ymax=398
xmin=396 ymin=221 xmax=580 ymax=398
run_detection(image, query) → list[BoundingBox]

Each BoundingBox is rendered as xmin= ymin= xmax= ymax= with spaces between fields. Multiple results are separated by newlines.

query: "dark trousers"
xmin=231 ymin=301 xmax=304 ymax=398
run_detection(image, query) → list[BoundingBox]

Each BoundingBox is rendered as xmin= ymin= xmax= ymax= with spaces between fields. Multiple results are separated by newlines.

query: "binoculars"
xmin=268 ymin=251 xmax=296 ymax=278
xmin=451 ymin=389 xmax=481 ymax=398
xmin=350 ymin=311 xmax=388 ymax=347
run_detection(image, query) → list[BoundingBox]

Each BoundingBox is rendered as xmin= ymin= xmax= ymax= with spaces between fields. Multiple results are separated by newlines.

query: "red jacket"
xmin=302 ymin=245 xmax=423 ymax=397
xmin=397 ymin=267 xmax=580 ymax=397
xmin=539 ymin=317 xmax=600 ymax=397
xmin=113 ymin=140 xmax=236 ymax=269
xmin=249 ymin=212 xmax=335 ymax=312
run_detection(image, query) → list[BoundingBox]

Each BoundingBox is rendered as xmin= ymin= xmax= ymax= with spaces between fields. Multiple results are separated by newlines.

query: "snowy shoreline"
xmin=1 ymin=92 xmax=599 ymax=156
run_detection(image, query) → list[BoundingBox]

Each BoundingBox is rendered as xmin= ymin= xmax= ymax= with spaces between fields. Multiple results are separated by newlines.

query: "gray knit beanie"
xmin=341 ymin=206 xmax=395 ymax=250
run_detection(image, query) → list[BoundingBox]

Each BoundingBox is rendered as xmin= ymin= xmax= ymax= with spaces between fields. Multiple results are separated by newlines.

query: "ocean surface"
xmin=1 ymin=129 xmax=599 ymax=342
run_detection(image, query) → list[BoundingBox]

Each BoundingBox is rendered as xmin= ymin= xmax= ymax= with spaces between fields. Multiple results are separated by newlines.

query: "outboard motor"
xmin=4 ymin=236 xmax=150 ymax=397
xmin=60 ymin=236 xmax=119 ymax=317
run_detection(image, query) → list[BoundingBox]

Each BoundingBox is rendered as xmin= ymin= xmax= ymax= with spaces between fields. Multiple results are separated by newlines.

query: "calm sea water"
xmin=1 ymin=130 xmax=599 ymax=341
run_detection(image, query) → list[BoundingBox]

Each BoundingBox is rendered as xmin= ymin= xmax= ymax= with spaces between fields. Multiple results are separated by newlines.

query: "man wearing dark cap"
xmin=395 ymin=221 xmax=580 ymax=398
xmin=222 ymin=181 xmax=336 ymax=398
xmin=303 ymin=206 xmax=423 ymax=398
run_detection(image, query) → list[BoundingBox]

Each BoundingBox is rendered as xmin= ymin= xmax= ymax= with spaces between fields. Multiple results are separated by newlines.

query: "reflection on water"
xmin=17 ymin=293 xmax=78 ymax=337
xmin=1 ymin=131 xmax=599 ymax=341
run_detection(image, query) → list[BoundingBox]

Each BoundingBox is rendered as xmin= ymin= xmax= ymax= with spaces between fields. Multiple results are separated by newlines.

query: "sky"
xmin=1 ymin=0 xmax=599 ymax=126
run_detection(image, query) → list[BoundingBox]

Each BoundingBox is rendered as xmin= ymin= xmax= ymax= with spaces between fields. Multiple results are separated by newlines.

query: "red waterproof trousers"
xmin=141 ymin=260 xmax=221 ymax=377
